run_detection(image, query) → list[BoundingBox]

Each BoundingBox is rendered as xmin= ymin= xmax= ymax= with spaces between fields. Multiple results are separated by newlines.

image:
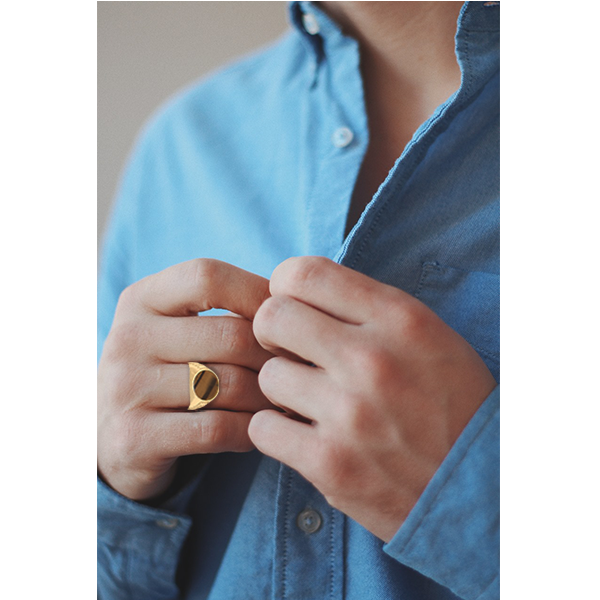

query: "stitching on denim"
xmin=414 ymin=262 xmax=500 ymax=362
xmin=281 ymin=468 xmax=293 ymax=599
xmin=414 ymin=262 xmax=440 ymax=299
xmin=347 ymin=84 xmax=482 ymax=272
xmin=347 ymin=21 xmax=482 ymax=271
xmin=328 ymin=507 xmax=335 ymax=599
xmin=341 ymin=513 xmax=346 ymax=598
xmin=472 ymin=343 xmax=499 ymax=362
xmin=463 ymin=30 xmax=474 ymax=99
xmin=398 ymin=399 xmax=498 ymax=552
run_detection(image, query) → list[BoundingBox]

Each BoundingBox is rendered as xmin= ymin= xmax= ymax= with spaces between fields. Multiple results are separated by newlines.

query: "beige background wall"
xmin=98 ymin=1 xmax=289 ymax=246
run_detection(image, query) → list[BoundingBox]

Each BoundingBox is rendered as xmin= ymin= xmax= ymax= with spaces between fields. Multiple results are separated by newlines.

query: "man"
xmin=98 ymin=2 xmax=499 ymax=598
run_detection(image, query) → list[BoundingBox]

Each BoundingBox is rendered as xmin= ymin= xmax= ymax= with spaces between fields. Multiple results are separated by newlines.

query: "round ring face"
xmin=188 ymin=363 xmax=220 ymax=410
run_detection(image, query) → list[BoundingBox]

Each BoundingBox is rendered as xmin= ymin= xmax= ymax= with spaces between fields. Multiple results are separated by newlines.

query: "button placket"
xmin=273 ymin=465 xmax=345 ymax=598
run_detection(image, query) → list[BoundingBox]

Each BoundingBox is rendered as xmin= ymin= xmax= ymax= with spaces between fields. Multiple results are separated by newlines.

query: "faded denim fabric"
xmin=98 ymin=2 xmax=499 ymax=598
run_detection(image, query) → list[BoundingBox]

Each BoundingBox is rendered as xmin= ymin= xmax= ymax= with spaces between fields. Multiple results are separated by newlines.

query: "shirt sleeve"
xmin=97 ymin=120 xmax=154 ymax=363
xmin=97 ymin=476 xmax=198 ymax=600
xmin=97 ymin=122 xmax=193 ymax=598
xmin=383 ymin=385 xmax=500 ymax=600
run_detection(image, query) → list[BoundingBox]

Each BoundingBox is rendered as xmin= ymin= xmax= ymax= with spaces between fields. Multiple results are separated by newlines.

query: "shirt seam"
xmin=472 ymin=344 xmax=499 ymax=363
xmin=348 ymin=96 xmax=462 ymax=269
xmin=346 ymin=69 xmax=483 ymax=271
xmin=328 ymin=506 xmax=335 ymax=599
xmin=281 ymin=467 xmax=294 ymax=600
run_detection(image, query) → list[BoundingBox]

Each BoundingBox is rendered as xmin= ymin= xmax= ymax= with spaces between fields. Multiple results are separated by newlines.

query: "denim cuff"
xmin=97 ymin=458 xmax=212 ymax=599
xmin=384 ymin=386 xmax=500 ymax=600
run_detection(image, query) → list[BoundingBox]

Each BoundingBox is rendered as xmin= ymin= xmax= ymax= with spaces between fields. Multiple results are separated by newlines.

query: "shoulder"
xmin=134 ymin=30 xmax=308 ymax=153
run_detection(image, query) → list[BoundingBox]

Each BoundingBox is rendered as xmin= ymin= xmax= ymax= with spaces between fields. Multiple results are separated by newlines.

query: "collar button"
xmin=302 ymin=13 xmax=320 ymax=35
xmin=332 ymin=126 xmax=354 ymax=148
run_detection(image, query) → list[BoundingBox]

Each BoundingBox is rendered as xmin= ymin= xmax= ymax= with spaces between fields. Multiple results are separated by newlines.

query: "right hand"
xmin=98 ymin=259 xmax=273 ymax=501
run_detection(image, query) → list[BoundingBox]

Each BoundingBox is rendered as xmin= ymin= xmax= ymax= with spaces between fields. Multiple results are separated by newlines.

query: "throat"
xmin=324 ymin=1 xmax=464 ymax=236
xmin=344 ymin=144 xmax=399 ymax=237
xmin=344 ymin=75 xmax=460 ymax=237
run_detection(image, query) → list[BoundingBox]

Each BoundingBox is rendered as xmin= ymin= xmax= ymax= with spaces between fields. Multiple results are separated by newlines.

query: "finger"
xmin=258 ymin=357 xmax=330 ymax=422
xmin=151 ymin=315 xmax=273 ymax=370
xmin=248 ymin=410 xmax=316 ymax=476
xmin=270 ymin=256 xmax=407 ymax=324
xmin=253 ymin=296 xmax=352 ymax=369
xmin=144 ymin=363 xmax=274 ymax=412
xmin=127 ymin=259 xmax=270 ymax=319
xmin=149 ymin=410 xmax=257 ymax=457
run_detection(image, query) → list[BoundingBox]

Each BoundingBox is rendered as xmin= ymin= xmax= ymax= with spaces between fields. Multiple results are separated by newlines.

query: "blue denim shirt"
xmin=98 ymin=2 xmax=500 ymax=598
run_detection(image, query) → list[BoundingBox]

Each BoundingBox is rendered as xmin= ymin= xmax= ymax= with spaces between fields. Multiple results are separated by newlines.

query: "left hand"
xmin=249 ymin=256 xmax=496 ymax=542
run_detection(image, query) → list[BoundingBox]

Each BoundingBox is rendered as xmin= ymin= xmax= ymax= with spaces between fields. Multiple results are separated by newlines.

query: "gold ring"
xmin=188 ymin=362 xmax=220 ymax=411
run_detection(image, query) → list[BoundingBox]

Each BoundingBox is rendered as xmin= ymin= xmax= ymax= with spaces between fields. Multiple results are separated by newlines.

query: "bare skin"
xmin=246 ymin=3 xmax=495 ymax=543
xmin=249 ymin=257 xmax=495 ymax=543
xmin=97 ymin=259 xmax=273 ymax=501
xmin=318 ymin=1 xmax=464 ymax=233
xmin=98 ymin=1 xmax=496 ymax=544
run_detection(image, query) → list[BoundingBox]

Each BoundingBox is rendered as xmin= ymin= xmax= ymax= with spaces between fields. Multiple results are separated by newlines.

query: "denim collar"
xmin=288 ymin=1 xmax=500 ymax=46
xmin=287 ymin=1 xmax=499 ymax=98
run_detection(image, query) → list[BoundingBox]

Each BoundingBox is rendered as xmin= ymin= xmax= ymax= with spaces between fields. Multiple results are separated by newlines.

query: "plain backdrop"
xmin=3 ymin=2 xmax=599 ymax=597
xmin=98 ymin=1 xmax=289 ymax=247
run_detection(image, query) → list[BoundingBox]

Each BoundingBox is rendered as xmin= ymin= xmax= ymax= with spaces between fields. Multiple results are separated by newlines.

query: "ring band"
xmin=188 ymin=362 xmax=220 ymax=411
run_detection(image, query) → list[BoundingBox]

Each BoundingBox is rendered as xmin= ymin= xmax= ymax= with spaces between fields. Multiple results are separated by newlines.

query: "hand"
xmin=98 ymin=259 xmax=273 ymax=501
xmin=249 ymin=257 xmax=496 ymax=542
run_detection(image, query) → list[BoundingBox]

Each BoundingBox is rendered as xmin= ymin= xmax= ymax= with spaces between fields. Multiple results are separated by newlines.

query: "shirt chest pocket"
xmin=414 ymin=262 xmax=499 ymax=382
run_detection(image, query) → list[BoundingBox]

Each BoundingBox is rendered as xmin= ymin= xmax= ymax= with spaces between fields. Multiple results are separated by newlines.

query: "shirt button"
xmin=302 ymin=13 xmax=320 ymax=35
xmin=155 ymin=517 xmax=179 ymax=529
xmin=332 ymin=126 xmax=354 ymax=148
xmin=296 ymin=508 xmax=322 ymax=534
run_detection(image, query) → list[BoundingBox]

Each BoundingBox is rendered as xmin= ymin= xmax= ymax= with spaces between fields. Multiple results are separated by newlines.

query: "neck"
xmin=319 ymin=1 xmax=464 ymax=99
xmin=317 ymin=2 xmax=466 ymax=235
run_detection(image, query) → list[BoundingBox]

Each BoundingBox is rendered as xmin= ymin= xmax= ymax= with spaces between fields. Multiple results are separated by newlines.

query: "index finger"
xmin=269 ymin=256 xmax=406 ymax=324
xmin=127 ymin=259 xmax=271 ymax=320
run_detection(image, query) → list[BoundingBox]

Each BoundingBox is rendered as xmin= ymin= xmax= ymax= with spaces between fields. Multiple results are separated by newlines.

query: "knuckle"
xmin=190 ymin=258 xmax=219 ymax=297
xmin=217 ymin=365 xmax=236 ymax=398
xmin=257 ymin=357 xmax=282 ymax=396
xmin=352 ymin=343 xmax=394 ymax=388
xmin=219 ymin=318 xmax=255 ymax=357
xmin=339 ymin=395 xmax=378 ymax=437
xmin=222 ymin=366 xmax=250 ymax=402
xmin=116 ymin=283 xmax=139 ymax=313
xmin=253 ymin=296 xmax=285 ymax=338
xmin=247 ymin=411 xmax=264 ymax=444
xmin=198 ymin=413 xmax=229 ymax=450
xmin=110 ymin=409 xmax=144 ymax=461
xmin=274 ymin=256 xmax=330 ymax=295
xmin=99 ymin=360 xmax=146 ymax=416
xmin=113 ymin=361 xmax=140 ymax=398
xmin=150 ymin=362 xmax=167 ymax=387
xmin=398 ymin=301 xmax=430 ymax=340
xmin=103 ymin=320 xmax=146 ymax=363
